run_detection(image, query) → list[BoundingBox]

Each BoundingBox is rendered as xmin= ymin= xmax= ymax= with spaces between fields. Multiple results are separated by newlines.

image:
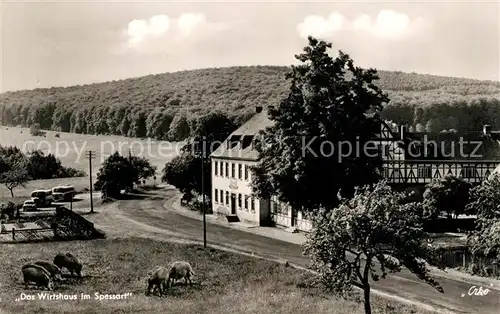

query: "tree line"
xmin=1 ymin=66 xmax=499 ymax=141
xmin=0 ymin=146 xmax=85 ymax=197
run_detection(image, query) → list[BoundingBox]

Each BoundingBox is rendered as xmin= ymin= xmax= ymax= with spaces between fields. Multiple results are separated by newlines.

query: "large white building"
xmin=210 ymin=106 xmax=500 ymax=232
xmin=210 ymin=106 xmax=274 ymax=225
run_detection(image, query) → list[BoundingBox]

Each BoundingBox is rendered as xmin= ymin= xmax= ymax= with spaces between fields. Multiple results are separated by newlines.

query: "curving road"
xmin=89 ymin=188 xmax=500 ymax=314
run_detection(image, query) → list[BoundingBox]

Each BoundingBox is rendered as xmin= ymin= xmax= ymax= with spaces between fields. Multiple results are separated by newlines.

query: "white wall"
xmin=211 ymin=158 xmax=261 ymax=223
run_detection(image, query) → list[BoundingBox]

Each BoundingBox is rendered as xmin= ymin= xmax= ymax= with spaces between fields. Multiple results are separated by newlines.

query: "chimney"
xmin=400 ymin=125 xmax=407 ymax=140
xmin=255 ymin=106 xmax=263 ymax=113
xmin=483 ymin=124 xmax=491 ymax=136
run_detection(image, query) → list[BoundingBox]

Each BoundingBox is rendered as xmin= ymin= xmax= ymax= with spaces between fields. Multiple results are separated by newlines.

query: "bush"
xmin=30 ymin=123 xmax=46 ymax=136
xmin=0 ymin=201 xmax=19 ymax=220
xmin=188 ymin=200 xmax=212 ymax=214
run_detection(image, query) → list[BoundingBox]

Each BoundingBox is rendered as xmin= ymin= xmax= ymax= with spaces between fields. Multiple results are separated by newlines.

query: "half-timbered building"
xmin=211 ymin=106 xmax=500 ymax=231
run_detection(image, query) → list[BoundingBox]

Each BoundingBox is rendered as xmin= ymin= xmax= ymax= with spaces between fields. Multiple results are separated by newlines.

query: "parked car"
xmin=30 ymin=189 xmax=53 ymax=207
xmin=22 ymin=200 xmax=37 ymax=212
xmin=51 ymin=185 xmax=76 ymax=202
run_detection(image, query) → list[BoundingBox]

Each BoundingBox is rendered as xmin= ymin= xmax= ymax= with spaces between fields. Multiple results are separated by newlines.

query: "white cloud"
xmin=127 ymin=14 xmax=171 ymax=47
xmin=298 ymin=10 xmax=427 ymax=40
xmin=125 ymin=13 xmax=229 ymax=49
xmin=297 ymin=13 xmax=344 ymax=39
xmin=353 ymin=10 xmax=413 ymax=38
xmin=177 ymin=13 xmax=206 ymax=36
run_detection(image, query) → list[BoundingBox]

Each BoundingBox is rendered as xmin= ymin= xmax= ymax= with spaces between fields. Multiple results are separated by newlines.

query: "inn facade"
xmin=210 ymin=106 xmax=500 ymax=232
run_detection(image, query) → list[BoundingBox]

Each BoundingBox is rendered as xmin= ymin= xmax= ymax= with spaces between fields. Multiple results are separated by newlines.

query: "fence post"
xmin=52 ymin=223 xmax=57 ymax=239
xmin=463 ymin=249 xmax=466 ymax=269
xmin=12 ymin=228 xmax=15 ymax=240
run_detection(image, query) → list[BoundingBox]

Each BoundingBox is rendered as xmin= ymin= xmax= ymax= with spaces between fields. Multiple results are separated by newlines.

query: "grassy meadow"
xmin=0 ymin=238 xmax=434 ymax=314
xmin=0 ymin=126 xmax=182 ymax=175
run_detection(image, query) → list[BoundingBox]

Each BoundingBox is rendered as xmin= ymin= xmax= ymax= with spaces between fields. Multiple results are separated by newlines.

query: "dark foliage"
xmin=0 ymin=145 xmax=84 ymax=180
xmin=251 ymin=36 xmax=386 ymax=213
xmin=422 ymin=176 xmax=473 ymax=220
xmin=162 ymin=111 xmax=236 ymax=202
xmin=0 ymin=65 xmax=499 ymax=141
xmin=94 ymin=152 xmax=154 ymax=199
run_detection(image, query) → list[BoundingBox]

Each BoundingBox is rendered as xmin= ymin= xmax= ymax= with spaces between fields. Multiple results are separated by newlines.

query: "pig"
xmin=167 ymin=261 xmax=195 ymax=289
xmin=146 ymin=266 xmax=169 ymax=296
xmin=34 ymin=261 xmax=62 ymax=281
xmin=53 ymin=253 xmax=83 ymax=277
xmin=22 ymin=264 xmax=54 ymax=290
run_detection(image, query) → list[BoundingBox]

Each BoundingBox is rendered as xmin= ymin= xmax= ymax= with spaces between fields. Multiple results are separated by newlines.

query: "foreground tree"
xmin=162 ymin=111 xmax=236 ymax=202
xmin=94 ymin=152 xmax=154 ymax=199
xmin=465 ymin=173 xmax=500 ymax=275
xmin=467 ymin=172 xmax=500 ymax=225
xmin=304 ymin=181 xmax=444 ymax=314
xmin=162 ymin=154 xmax=201 ymax=201
xmin=422 ymin=175 xmax=473 ymax=220
xmin=251 ymin=36 xmax=388 ymax=214
xmin=130 ymin=156 xmax=157 ymax=182
xmin=0 ymin=161 xmax=30 ymax=197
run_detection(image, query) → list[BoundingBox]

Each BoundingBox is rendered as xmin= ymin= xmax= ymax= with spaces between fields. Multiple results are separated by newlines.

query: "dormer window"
xmin=241 ymin=135 xmax=254 ymax=149
xmin=227 ymin=135 xmax=241 ymax=149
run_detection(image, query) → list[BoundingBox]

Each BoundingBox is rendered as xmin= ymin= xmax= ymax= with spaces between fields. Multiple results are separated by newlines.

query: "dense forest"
xmin=1 ymin=66 xmax=500 ymax=140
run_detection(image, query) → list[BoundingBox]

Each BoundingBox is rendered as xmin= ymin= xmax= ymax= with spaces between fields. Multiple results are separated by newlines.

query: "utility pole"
xmin=201 ymin=136 xmax=207 ymax=248
xmin=85 ymin=150 xmax=95 ymax=213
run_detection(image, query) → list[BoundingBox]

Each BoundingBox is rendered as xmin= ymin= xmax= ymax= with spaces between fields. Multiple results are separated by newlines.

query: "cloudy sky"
xmin=1 ymin=0 xmax=499 ymax=92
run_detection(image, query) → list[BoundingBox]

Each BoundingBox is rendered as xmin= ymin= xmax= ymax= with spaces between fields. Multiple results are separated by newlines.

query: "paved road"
xmin=95 ymin=190 xmax=500 ymax=314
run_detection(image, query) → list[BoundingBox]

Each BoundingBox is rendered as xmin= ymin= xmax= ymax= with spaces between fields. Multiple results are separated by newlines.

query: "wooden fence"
xmin=0 ymin=206 xmax=104 ymax=243
xmin=436 ymin=247 xmax=500 ymax=277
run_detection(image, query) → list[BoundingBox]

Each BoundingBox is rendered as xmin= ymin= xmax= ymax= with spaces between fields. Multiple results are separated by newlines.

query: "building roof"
xmin=211 ymin=106 xmax=500 ymax=163
xmin=210 ymin=110 xmax=274 ymax=161
xmin=398 ymin=130 xmax=500 ymax=161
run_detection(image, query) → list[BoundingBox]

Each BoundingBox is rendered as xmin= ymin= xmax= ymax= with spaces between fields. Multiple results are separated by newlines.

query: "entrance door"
xmin=230 ymin=193 xmax=236 ymax=214
xmin=291 ymin=208 xmax=297 ymax=227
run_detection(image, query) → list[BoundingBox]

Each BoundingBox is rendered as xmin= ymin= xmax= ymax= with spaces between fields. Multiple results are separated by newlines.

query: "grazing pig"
xmin=22 ymin=264 xmax=54 ymax=290
xmin=146 ymin=266 xmax=169 ymax=296
xmin=34 ymin=261 xmax=62 ymax=281
xmin=53 ymin=253 xmax=83 ymax=277
xmin=167 ymin=261 xmax=195 ymax=289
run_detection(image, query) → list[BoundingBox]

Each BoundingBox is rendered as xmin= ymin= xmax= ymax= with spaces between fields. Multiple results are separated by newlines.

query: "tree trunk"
xmin=362 ymin=258 xmax=372 ymax=314
xmin=9 ymin=188 xmax=14 ymax=198
xmin=363 ymin=283 xmax=371 ymax=314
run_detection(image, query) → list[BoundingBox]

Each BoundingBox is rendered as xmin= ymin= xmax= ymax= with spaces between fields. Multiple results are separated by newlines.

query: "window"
xmin=225 ymin=191 xmax=229 ymax=205
xmin=238 ymin=193 xmax=242 ymax=208
xmin=215 ymin=189 xmax=219 ymax=203
xmin=238 ymin=164 xmax=242 ymax=179
xmin=244 ymin=196 xmax=249 ymax=210
xmin=215 ymin=161 xmax=218 ymax=176
xmin=220 ymin=162 xmax=224 ymax=177
xmin=220 ymin=190 xmax=224 ymax=205
xmin=225 ymin=162 xmax=229 ymax=177
xmin=231 ymin=163 xmax=235 ymax=178
xmin=251 ymin=197 xmax=255 ymax=212
xmin=244 ymin=165 xmax=248 ymax=180
xmin=417 ymin=166 xmax=431 ymax=178
xmin=461 ymin=167 xmax=477 ymax=178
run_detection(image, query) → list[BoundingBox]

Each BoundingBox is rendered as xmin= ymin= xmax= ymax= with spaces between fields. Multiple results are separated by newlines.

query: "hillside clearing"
xmin=0 ymin=238 xmax=434 ymax=314
xmin=0 ymin=126 xmax=180 ymax=174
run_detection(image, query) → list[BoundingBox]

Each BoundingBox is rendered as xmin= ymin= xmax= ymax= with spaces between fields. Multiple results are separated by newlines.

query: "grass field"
xmin=0 ymin=238 xmax=433 ymax=314
xmin=0 ymin=126 xmax=182 ymax=175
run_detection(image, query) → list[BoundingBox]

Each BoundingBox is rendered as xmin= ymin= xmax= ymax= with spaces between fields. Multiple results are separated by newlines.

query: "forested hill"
xmin=1 ymin=65 xmax=500 ymax=141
